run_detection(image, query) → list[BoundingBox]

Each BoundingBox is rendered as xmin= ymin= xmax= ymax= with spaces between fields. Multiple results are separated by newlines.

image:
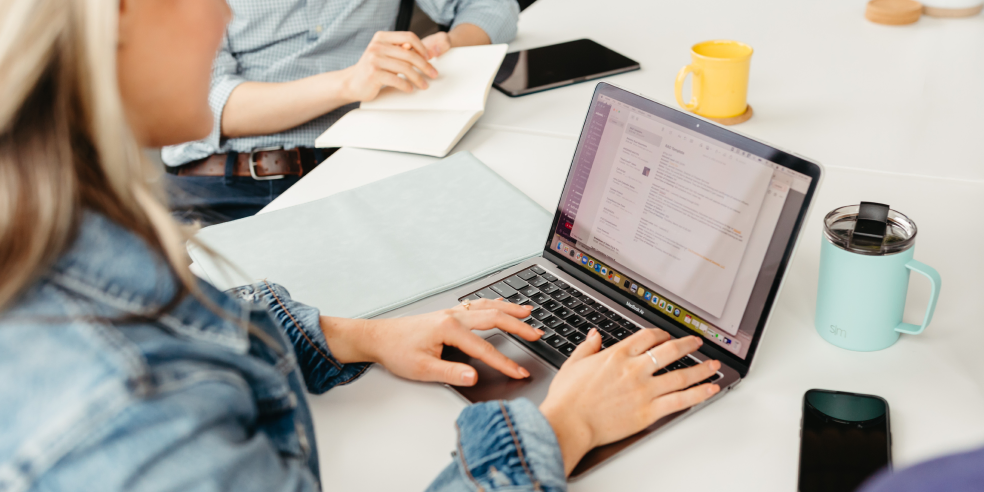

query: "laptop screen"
xmin=548 ymin=84 xmax=818 ymax=362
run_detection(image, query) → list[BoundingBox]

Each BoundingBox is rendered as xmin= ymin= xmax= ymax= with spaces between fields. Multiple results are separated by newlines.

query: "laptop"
xmin=381 ymin=82 xmax=823 ymax=478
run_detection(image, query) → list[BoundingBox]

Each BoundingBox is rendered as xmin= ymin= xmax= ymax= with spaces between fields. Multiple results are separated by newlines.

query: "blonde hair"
xmin=0 ymin=0 xmax=196 ymax=310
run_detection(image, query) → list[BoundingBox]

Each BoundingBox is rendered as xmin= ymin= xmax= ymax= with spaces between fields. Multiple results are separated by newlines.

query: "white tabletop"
xmin=254 ymin=1 xmax=984 ymax=489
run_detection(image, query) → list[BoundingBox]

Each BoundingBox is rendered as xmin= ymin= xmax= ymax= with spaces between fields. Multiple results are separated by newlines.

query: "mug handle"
xmin=894 ymin=259 xmax=941 ymax=335
xmin=675 ymin=65 xmax=700 ymax=112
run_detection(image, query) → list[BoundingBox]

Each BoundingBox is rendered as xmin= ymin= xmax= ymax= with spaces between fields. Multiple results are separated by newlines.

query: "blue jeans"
xmin=164 ymin=149 xmax=335 ymax=225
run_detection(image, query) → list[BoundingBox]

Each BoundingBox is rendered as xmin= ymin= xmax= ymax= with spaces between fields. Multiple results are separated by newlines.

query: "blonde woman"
xmin=0 ymin=1 xmax=722 ymax=490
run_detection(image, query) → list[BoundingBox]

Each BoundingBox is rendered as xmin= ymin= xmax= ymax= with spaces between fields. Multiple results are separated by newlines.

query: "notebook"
xmin=190 ymin=151 xmax=551 ymax=319
xmin=314 ymin=44 xmax=508 ymax=158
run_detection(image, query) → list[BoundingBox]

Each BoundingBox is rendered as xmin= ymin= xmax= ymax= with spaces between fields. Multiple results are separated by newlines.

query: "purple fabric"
xmin=860 ymin=446 xmax=984 ymax=492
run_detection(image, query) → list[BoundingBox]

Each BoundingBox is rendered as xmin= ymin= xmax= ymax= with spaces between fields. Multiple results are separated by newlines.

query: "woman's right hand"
xmin=538 ymin=328 xmax=722 ymax=475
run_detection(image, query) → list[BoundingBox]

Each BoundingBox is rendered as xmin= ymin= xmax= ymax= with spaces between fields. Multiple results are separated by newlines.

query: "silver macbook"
xmin=381 ymin=82 xmax=823 ymax=478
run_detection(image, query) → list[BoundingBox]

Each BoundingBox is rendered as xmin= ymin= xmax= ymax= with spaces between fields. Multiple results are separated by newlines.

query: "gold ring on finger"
xmin=461 ymin=299 xmax=471 ymax=311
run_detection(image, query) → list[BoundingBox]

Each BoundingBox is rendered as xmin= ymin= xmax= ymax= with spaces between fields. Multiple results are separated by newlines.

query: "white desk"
xmin=253 ymin=1 xmax=984 ymax=490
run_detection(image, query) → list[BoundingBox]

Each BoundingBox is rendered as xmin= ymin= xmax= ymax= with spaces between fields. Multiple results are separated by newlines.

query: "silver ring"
xmin=461 ymin=299 xmax=471 ymax=311
xmin=645 ymin=349 xmax=659 ymax=368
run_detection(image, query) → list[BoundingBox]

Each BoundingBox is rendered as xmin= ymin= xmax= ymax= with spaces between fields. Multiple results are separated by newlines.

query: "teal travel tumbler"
xmin=815 ymin=203 xmax=941 ymax=351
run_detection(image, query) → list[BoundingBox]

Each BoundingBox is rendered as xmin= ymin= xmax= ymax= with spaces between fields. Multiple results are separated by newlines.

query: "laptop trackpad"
xmin=442 ymin=333 xmax=556 ymax=405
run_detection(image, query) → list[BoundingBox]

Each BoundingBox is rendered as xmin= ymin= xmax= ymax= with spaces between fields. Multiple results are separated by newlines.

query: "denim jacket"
xmin=0 ymin=213 xmax=566 ymax=492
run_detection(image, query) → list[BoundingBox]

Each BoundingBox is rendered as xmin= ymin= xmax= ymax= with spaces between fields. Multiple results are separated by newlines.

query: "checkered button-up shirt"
xmin=162 ymin=0 xmax=519 ymax=166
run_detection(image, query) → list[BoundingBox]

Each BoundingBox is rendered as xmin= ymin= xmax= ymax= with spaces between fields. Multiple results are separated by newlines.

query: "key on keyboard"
xmin=555 ymin=324 xmax=577 ymax=337
xmin=544 ymin=335 xmax=566 ymax=348
xmin=491 ymin=282 xmax=517 ymax=298
xmin=504 ymin=276 xmax=528 ymax=290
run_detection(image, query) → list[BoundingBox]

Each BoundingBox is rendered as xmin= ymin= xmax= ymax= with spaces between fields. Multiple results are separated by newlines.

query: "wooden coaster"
xmin=923 ymin=4 xmax=983 ymax=16
xmin=866 ymin=0 xmax=923 ymax=24
xmin=704 ymin=105 xmax=754 ymax=126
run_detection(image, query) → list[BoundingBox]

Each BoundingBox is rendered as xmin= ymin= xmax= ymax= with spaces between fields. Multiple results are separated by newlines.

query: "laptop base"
xmin=378 ymin=256 xmax=740 ymax=479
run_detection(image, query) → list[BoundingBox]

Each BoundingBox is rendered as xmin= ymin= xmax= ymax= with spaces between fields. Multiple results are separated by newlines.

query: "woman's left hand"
xmin=320 ymin=299 xmax=544 ymax=385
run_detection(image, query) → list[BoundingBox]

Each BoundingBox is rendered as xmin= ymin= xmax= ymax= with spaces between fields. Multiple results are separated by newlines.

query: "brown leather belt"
xmin=170 ymin=147 xmax=326 ymax=179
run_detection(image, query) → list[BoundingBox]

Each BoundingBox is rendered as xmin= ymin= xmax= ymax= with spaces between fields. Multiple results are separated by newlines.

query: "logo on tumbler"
xmin=829 ymin=325 xmax=847 ymax=338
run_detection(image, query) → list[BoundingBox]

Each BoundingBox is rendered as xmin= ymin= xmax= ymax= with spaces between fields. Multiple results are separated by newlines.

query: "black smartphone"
xmin=799 ymin=389 xmax=892 ymax=492
xmin=492 ymin=39 xmax=640 ymax=97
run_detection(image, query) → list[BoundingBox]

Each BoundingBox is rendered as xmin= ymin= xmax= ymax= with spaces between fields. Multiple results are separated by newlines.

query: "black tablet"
xmin=492 ymin=39 xmax=640 ymax=97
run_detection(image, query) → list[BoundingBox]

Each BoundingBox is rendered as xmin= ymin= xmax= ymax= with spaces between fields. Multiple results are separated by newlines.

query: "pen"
xmin=402 ymin=41 xmax=433 ymax=63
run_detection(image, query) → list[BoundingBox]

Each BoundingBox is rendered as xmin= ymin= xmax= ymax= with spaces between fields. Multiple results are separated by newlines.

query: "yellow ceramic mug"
xmin=675 ymin=40 xmax=753 ymax=119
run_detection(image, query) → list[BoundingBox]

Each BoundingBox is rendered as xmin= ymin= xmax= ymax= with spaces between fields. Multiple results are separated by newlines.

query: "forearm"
xmin=448 ymin=23 xmax=491 ymax=47
xmin=221 ymin=69 xmax=356 ymax=139
xmin=539 ymin=404 xmax=593 ymax=476
xmin=319 ymin=316 xmax=379 ymax=365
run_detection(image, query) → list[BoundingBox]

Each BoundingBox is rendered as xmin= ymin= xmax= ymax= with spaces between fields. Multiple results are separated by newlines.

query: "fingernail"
xmin=519 ymin=367 xmax=530 ymax=378
xmin=462 ymin=370 xmax=476 ymax=385
xmin=696 ymin=337 xmax=704 ymax=346
xmin=588 ymin=327 xmax=598 ymax=337
xmin=712 ymin=360 xmax=721 ymax=370
xmin=535 ymin=329 xmax=545 ymax=337
xmin=527 ymin=305 xmax=534 ymax=311
xmin=707 ymin=385 xmax=719 ymax=395
xmin=497 ymin=297 xmax=504 ymax=301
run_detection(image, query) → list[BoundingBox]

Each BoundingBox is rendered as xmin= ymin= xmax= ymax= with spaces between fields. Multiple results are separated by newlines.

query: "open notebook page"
xmin=315 ymin=44 xmax=507 ymax=157
xmin=361 ymin=44 xmax=507 ymax=112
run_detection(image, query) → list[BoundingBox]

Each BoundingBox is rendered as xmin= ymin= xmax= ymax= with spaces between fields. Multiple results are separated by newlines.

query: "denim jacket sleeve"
xmin=227 ymin=281 xmax=370 ymax=394
xmin=427 ymin=398 xmax=568 ymax=492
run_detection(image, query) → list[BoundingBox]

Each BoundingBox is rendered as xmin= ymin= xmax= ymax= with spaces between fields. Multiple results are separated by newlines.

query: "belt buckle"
xmin=249 ymin=146 xmax=286 ymax=181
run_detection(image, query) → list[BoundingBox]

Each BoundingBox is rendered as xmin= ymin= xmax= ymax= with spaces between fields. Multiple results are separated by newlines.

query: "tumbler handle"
xmin=894 ymin=259 xmax=941 ymax=335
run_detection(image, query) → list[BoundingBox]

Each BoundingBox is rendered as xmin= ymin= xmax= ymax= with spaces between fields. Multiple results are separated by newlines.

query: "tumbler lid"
xmin=823 ymin=202 xmax=917 ymax=255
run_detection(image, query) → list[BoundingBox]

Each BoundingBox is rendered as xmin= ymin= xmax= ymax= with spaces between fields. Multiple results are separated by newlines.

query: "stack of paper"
xmin=315 ymin=44 xmax=508 ymax=157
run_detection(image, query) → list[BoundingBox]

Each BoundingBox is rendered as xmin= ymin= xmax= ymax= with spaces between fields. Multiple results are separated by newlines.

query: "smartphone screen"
xmin=492 ymin=39 xmax=640 ymax=97
xmin=799 ymin=389 xmax=891 ymax=492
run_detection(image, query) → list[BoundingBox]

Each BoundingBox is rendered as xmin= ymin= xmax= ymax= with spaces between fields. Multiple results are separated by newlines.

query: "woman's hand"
xmin=539 ymin=328 xmax=722 ymax=475
xmin=320 ymin=299 xmax=544 ymax=385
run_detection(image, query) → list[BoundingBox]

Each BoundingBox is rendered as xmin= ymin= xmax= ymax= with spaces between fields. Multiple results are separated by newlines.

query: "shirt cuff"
xmin=204 ymin=75 xmax=247 ymax=151
xmin=453 ymin=398 xmax=566 ymax=491
xmin=227 ymin=281 xmax=371 ymax=394
xmin=452 ymin=1 xmax=519 ymax=45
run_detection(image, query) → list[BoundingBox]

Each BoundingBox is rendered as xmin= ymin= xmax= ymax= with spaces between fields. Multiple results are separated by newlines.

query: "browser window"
xmin=554 ymin=94 xmax=812 ymax=359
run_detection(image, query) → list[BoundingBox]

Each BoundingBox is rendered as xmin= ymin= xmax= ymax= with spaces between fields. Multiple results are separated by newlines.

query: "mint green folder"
xmin=191 ymin=152 xmax=552 ymax=319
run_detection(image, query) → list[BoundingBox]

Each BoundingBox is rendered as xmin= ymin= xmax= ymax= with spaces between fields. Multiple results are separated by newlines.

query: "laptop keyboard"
xmin=460 ymin=265 xmax=722 ymax=385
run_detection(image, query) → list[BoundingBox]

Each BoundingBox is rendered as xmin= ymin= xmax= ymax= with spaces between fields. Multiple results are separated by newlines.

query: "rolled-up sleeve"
xmin=204 ymin=37 xmax=247 ymax=152
xmin=229 ymin=281 xmax=370 ymax=394
xmin=417 ymin=0 xmax=520 ymax=45
xmin=427 ymin=398 xmax=567 ymax=492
